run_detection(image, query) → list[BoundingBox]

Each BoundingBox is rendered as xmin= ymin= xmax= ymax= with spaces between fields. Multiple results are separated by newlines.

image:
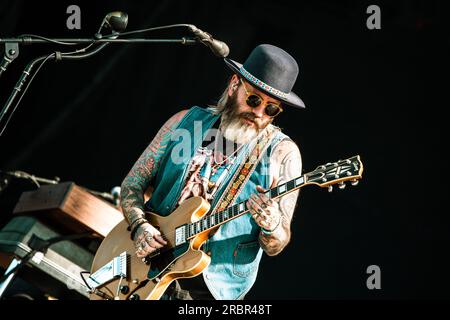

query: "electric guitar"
xmin=88 ymin=155 xmax=363 ymax=300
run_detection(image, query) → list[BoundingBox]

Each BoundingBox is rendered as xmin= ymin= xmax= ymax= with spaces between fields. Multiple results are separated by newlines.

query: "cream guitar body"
xmin=90 ymin=197 xmax=212 ymax=300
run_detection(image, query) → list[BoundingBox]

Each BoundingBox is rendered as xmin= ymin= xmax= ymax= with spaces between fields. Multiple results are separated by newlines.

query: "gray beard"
xmin=219 ymin=93 xmax=269 ymax=145
xmin=221 ymin=117 xmax=260 ymax=145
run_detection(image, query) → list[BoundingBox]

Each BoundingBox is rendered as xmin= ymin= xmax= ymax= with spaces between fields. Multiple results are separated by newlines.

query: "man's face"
xmin=221 ymin=74 xmax=281 ymax=144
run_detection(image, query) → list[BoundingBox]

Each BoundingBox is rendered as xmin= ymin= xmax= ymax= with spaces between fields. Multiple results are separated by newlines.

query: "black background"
xmin=0 ymin=0 xmax=449 ymax=300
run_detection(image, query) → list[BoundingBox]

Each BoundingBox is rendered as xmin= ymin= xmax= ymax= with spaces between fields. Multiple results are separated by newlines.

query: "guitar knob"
xmin=351 ymin=179 xmax=359 ymax=186
xmin=328 ymin=185 xmax=333 ymax=192
xmin=338 ymin=182 xmax=346 ymax=189
xmin=120 ymin=285 xmax=129 ymax=294
xmin=129 ymin=294 xmax=140 ymax=300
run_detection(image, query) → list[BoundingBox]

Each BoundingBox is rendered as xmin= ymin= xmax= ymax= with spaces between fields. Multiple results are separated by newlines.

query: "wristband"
xmin=130 ymin=219 xmax=148 ymax=240
xmin=129 ymin=217 xmax=146 ymax=230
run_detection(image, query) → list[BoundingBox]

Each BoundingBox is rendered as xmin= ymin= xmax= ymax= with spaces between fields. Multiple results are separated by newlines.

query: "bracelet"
xmin=129 ymin=217 xmax=146 ymax=230
xmin=130 ymin=219 xmax=148 ymax=241
xmin=261 ymin=228 xmax=273 ymax=235
xmin=126 ymin=211 xmax=144 ymax=225
xmin=261 ymin=217 xmax=281 ymax=236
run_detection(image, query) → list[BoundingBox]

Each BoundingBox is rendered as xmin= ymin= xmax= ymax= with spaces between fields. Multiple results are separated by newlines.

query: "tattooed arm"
xmin=120 ymin=110 xmax=188 ymax=227
xmin=257 ymin=139 xmax=302 ymax=256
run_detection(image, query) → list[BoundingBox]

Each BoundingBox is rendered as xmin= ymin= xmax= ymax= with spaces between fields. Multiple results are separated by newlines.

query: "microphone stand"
xmin=0 ymin=36 xmax=196 ymax=136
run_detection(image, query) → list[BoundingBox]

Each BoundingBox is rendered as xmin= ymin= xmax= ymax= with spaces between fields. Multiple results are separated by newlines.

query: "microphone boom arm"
xmin=0 ymin=22 xmax=227 ymax=137
xmin=0 ymin=37 xmax=197 ymax=44
xmin=0 ymin=42 xmax=19 ymax=79
xmin=0 ymin=42 xmax=112 ymax=136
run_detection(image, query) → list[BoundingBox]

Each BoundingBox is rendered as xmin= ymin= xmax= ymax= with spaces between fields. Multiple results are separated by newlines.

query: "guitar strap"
xmin=210 ymin=125 xmax=279 ymax=215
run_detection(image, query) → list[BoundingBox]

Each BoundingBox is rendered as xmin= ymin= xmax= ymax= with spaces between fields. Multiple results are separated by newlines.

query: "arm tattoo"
xmin=120 ymin=110 xmax=187 ymax=224
xmin=259 ymin=139 xmax=302 ymax=256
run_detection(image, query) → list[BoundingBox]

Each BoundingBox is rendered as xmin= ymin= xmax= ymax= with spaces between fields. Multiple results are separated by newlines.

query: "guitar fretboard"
xmin=186 ymin=175 xmax=306 ymax=238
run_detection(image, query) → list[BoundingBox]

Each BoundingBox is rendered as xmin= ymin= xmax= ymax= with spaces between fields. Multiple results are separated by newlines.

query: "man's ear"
xmin=228 ymin=74 xmax=240 ymax=96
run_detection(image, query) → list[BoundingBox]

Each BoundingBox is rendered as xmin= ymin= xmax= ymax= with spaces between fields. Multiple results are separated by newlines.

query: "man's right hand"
xmin=133 ymin=222 xmax=168 ymax=258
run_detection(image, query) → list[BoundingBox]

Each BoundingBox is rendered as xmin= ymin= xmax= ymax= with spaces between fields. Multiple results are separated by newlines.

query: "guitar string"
xmin=142 ymin=175 xmax=304 ymax=242
xmin=138 ymin=162 xmax=358 ymax=245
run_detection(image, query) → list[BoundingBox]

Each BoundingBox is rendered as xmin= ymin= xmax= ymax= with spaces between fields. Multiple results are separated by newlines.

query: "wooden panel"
xmin=13 ymin=181 xmax=72 ymax=213
xmin=0 ymin=252 xmax=14 ymax=269
xmin=13 ymin=182 xmax=123 ymax=238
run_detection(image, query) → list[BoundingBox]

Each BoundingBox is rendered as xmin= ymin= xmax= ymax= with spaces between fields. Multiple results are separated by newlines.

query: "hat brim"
xmin=224 ymin=58 xmax=305 ymax=109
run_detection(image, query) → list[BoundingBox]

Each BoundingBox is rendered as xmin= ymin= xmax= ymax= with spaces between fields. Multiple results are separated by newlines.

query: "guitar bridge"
xmin=88 ymin=252 xmax=128 ymax=289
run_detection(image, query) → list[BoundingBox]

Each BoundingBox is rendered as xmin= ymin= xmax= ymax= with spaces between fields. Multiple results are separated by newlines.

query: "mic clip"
xmin=188 ymin=25 xmax=213 ymax=43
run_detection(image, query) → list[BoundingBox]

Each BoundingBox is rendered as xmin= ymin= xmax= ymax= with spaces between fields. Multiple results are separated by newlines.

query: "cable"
xmin=18 ymin=34 xmax=79 ymax=46
xmin=0 ymin=41 xmax=110 ymax=137
xmin=101 ymin=23 xmax=191 ymax=38
xmin=0 ymin=52 xmax=54 ymax=137
xmin=80 ymin=271 xmax=93 ymax=291
xmin=80 ymin=271 xmax=115 ymax=300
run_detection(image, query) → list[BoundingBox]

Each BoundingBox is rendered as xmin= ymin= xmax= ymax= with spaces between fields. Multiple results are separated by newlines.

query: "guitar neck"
xmin=186 ymin=174 xmax=307 ymax=239
xmin=185 ymin=155 xmax=363 ymax=239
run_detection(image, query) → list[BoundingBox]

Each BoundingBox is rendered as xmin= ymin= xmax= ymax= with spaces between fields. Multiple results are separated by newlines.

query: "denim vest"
xmin=146 ymin=106 xmax=288 ymax=300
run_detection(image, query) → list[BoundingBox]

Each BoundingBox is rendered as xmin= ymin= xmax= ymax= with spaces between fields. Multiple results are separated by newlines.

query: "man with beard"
xmin=120 ymin=44 xmax=305 ymax=300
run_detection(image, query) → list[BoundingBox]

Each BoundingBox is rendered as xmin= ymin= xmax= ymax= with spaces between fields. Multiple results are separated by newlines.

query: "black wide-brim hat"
xmin=224 ymin=44 xmax=305 ymax=109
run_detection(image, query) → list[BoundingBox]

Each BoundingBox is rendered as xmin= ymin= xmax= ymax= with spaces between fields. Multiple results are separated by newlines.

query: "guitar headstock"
xmin=305 ymin=155 xmax=364 ymax=192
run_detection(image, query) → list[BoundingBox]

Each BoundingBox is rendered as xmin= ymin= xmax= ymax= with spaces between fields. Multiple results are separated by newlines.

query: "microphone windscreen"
xmin=107 ymin=12 xmax=128 ymax=32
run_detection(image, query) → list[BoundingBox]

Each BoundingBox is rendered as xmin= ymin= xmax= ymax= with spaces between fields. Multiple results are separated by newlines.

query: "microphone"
xmin=96 ymin=11 xmax=128 ymax=37
xmin=104 ymin=11 xmax=129 ymax=32
xmin=188 ymin=25 xmax=229 ymax=58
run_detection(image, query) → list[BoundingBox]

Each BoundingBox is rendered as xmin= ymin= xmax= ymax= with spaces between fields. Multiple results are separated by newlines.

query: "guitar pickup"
xmin=175 ymin=225 xmax=187 ymax=246
xmin=88 ymin=252 xmax=128 ymax=289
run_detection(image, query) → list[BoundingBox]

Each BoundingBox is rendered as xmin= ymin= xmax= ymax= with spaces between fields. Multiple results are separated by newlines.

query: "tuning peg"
xmin=338 ymin=182 xmax=346 ymax=189
xmin=351 ymin=179 xmax=359 ymax=186
xmin=328 ymin=185 xmax=333 ymax=192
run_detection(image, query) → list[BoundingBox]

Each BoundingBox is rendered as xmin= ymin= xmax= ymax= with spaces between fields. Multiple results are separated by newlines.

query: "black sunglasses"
xmin=240 ymin=78 xmax=283 ymax=117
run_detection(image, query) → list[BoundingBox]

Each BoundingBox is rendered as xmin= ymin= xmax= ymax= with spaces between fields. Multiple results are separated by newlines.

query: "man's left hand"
xmin=248 ymin=185 xmax=281 ymax=232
